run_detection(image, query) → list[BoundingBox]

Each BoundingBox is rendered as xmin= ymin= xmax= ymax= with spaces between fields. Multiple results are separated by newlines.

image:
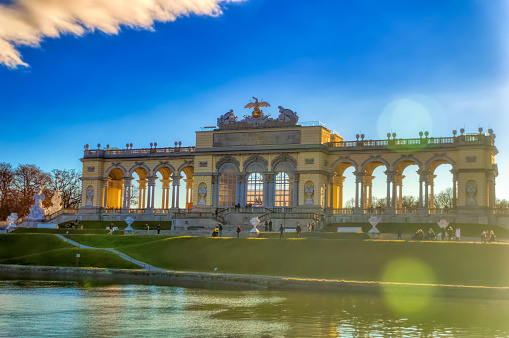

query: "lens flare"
xmin=381 ymin=258 xmax=436 ymax=315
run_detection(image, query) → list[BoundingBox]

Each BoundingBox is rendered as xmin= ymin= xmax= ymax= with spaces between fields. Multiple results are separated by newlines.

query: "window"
xmin=219 ymin=163 xmax=236 ymax=207
xmin=275 ymin=162 xmax=293 ymax=206
xmin=246 ymin=163 xmax=264 ymax=206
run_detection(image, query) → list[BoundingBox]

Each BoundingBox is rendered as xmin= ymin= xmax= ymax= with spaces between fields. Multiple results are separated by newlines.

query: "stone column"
xmin=237 ymin=173 xmax=246 ymax=207
xmin=487 ymin=173 xmax=496 ymax=211
xmin=172 ymin=175 xmax=181 ymax=209
xmin=102 ymin=180 xmax=109 ymax=208
xmin=293 ymin=173 xmax=299 ymax=207
xmin=418 ymin=170 xmax=429 ymax=214
xmin=184 ymin=178 xmax=194 ymax=209
xmin=160 ymin=179 xmax=171 ymax=210
xmin=451 ymin=170 xmax=457 ymax=209
xmin=395 ymin=173 xmax=404 ymax=209
xmin=137 ymin=179 xmax=147 ymax=209
xmin=146 ymin=176 xmax=156 ymax=212
xmin=122 ymin=177 xmax=133 ymax=209
xmin=211 ymin=174 xmax=219 ymax=208
xmin=334 ymin=175 xmax=345 ymax=209
xmin=265 ymin=173 xmax=275 ymax=207
xmin=363 ymin=175 xmax=374 ymax=208
xmin=428 ymin=174 xmax=436 ymax=209
xmin=354 ymin=171 xmax=365 ymax=212
xmin=385 ymin=171 xmax=396 ymax=213
xmin=328 ymin=176 xmax=335 ymax=210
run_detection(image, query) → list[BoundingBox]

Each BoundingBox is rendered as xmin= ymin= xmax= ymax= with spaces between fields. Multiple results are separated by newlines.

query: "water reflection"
xmin=0 ymin=280 xmax=508 ymax=337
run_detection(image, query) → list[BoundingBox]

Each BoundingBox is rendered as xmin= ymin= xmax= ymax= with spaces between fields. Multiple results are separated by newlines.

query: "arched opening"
xmin=246 ymin=163 xmax=264 ymax=207
xmin=131 ymin=167 xmax=148 ymax=209
xmin=428 ymin=161 xmax=454 ymax=212
xmin=395 ymin=161 xmax=420 ymax=213
xmin=154 ymin=166 xmax=173 ymax=210
xmin=364 ymin=161 xmax=389 ymax=213
xmin=106 ymin=168 xmax=124 ymax=209
xmin=274 ymin=162 xmax=294 ymax=207
xmin=180 ymin=166 xmax=195 ymax=210
xmin=332 ymin=162 xmax=356 ymax=211
xmin=218 ymin=163 xmax=236 ymax=207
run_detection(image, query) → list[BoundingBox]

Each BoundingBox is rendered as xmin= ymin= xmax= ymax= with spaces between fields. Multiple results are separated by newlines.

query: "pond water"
xmin=1 ymin=280 xmax=508 ymax=337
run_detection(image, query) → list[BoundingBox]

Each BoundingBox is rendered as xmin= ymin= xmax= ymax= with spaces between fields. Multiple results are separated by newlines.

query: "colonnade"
xmin=326 ymin=167 xmax=459 ymax=213
xmin=103 ymin=173 xmax=193 ymax=211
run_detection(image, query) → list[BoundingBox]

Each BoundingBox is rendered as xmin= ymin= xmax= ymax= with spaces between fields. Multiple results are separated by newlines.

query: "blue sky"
xmin=0 ymin=0 xmax=508 ymax=201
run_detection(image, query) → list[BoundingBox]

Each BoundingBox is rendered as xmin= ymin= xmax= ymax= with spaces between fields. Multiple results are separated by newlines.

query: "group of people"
xmin=411 ymin=226 xmax=461 ymax=241
xmin=212 ymin=224 xmax=224 ymax=237
xmin=481 ymin=230 xmax=496 ymax=243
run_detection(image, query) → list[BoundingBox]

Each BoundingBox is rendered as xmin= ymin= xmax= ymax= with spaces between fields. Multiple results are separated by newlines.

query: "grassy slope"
xmin=104 ymin=237 xmax=509 ymax=287
xmin=65 ymin=234 xmax=166 ymax=248
xmin=0 ymin=234 xmax=138 ymax=269
xmin=0 ymin=247 xmax=139 ymax=269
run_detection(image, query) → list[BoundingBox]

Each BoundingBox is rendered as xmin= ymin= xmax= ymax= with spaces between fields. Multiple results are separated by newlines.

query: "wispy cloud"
xmin=0 ymin=0 xmax=241 ymax=68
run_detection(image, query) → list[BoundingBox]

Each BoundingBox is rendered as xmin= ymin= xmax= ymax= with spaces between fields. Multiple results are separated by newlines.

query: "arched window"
xmin=219 ymin=163 xmax=236 ymax=207
xmin=246 ymin=163 xmax=264 ymax=206
xmin=275 ymin=162 xmax=293 ymax=206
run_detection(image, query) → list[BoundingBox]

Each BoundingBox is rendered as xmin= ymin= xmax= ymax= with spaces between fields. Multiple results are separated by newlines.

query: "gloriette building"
xmin=78 ymin=98 xmax=501 ymax=227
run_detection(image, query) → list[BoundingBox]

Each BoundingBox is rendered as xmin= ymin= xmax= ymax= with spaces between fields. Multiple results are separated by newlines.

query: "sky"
xmin=0 ymin=0 xmax=508 ymax=202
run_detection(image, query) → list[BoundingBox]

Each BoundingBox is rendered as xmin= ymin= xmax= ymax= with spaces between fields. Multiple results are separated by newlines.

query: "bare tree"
xmin=434 ymin=188 xmax=453 ymax=209
xmin=50 ymin=169 xmax=82 ymax=209
xmin=0 ymin=163 xmax=15 ymax=220
xmin=12 ymin=164 xmax=51 ymax=217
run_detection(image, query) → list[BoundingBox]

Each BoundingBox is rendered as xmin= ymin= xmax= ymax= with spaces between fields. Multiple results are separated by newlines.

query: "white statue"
xmin=305 ymin=184 xmax=314 ymax=204
xmin=437 ymin=219 xmax=449 ymax=229
xmin=6 ymin=213 xmax=18 ymax=229
xmin=368 ymin=216 xmax=381 ymax=238
xmin=198 ymin=186 xmax=207 ymax=205
xmin=249 ymin=217 xmax=260 ymax=237
xmin=46 ymin=189 xmax=62 ymax=215
xmin=86 ymin=189 xmax=94 ymax=206
xmin=124 ymin=216 xmax=135 ymax=234
xmin=217 ymin=109 xmax=237 ymax=125
xmin=466 ymin=183 xmax=477 ymax=205
xmin=28 ymin=186 xmax=46 ymax=220
xmin=277 ymin=106 xmax=299 ymax=122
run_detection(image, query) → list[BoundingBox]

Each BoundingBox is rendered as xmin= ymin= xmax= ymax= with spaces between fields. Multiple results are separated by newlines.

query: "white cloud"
xmin=0 ymin=0 xmax=241 ymax=68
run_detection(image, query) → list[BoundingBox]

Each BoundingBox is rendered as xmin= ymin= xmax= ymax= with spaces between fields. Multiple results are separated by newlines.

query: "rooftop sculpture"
xmin=217 ymin=97 xmax=299 ymax=130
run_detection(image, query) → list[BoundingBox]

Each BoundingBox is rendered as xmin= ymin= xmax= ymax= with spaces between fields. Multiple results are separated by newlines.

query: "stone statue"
xmin=217 ymin=109 xmax=237 ymax=125
xmin=244 ymin=97 xmax=270 ymax=119
xmin=466 ymin=183 xmax=477 ymax=205
xmin=368 ymin=216 xmax=381 ymax=238
xmin=198 ymin=186 xmax=207 ymax=205
xmin=86 ymin=189 xmax=94 ymax=206
xmin=28 ymin=186 xmax=45 ymax=220
xmin=124 ymin=216 xmax=135 ymax=234
xmin=249 ymin=217 xmax=260 ymax=237
xmin=277 ymin=106 xmax=298 ymax=122
xmin=46 ymin=189 xmax=62 ymax=215
xmin=6 ymin=213 xmax=17 ymax=229
xmin=305 ymin=184 xmax=314 ymax=204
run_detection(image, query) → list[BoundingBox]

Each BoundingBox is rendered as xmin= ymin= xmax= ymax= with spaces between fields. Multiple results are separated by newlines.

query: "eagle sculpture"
xmin=244 ymin=97 xmax=270 ymax=118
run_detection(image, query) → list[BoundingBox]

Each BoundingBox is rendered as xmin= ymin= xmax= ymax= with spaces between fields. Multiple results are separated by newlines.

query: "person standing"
xmin=296 ymin=224 xmax=301 ymax=237
xmin=455 ymin=227 xmax=461 ymax=241
xmin=236 ymin=226 xmax=242 ymax=238
xmin=269 ymin=220 xmax=273 ymax=232
xmin=397 ymin=228 xmax=402 ymax=240
xmin=157 ymin=224 xmax=161 ymax=235
xmin=264 ymin=221 xmax=268 ymax=232
xmin=109 ymin=223 xmax=114 ymax=235
xmin=279 ymin=224 xmax=285 ymax=238
xmin=145 ymin=224 xmax=150 ymax=235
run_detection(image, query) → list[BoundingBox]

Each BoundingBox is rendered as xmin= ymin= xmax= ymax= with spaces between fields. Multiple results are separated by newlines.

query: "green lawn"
xmin=0 ymin=234 xmax=138 ymax=269
xmin=0 ymin=247 xmax=139 ymax=269
xmin=65 ymin=234 xmax=166 ymax=248
xmin=100 ymin=236 xmax=509 ymax=287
